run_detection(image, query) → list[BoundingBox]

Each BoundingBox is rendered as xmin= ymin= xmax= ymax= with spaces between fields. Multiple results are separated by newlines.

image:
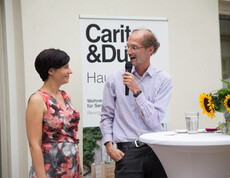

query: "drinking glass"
xmin=185 ymin=112 xmax=199 ymax=134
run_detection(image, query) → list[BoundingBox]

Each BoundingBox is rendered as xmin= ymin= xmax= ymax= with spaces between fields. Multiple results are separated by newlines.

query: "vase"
xmin=219 ymin=112 xmax=230 ymax=135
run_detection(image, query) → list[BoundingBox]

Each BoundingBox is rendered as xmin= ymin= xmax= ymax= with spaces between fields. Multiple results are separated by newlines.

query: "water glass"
xmin=185 ymin=112 xmax=199 ymax=134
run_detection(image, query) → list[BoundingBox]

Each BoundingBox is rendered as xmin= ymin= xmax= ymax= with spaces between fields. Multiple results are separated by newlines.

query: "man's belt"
xmin=117 ymin=140 xmax=147 ymax=149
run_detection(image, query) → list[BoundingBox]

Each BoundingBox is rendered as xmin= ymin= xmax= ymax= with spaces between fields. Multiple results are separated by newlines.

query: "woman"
xmin=26 ymin=48 xmax=81 ymax=178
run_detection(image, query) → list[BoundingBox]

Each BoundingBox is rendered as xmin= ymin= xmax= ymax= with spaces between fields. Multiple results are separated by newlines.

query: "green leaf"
xmin=83 ymin=126 xmax=103 ymax=166
xmin=214 ymin=88 xmax=230 ymax=96
xmin=215 ymin=102 xmax=227 ymax=113
xmin=221 ymin=79 xmax=230 ymax=89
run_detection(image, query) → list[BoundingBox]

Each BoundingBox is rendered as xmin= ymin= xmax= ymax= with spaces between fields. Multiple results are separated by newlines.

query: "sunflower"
xmin=224 ymin=94 xmax=230 ymax=113
xmin=199 ymin=93 xmax=215 ymax=118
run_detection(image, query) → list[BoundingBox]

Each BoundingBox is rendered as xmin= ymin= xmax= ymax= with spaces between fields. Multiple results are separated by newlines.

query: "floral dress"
xmin=29 ymin=90 xmax=80 ymax=178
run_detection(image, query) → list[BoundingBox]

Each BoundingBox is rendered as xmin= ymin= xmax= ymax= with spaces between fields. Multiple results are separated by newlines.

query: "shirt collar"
xmin=132 ymin=64 xmax=155 ymax=78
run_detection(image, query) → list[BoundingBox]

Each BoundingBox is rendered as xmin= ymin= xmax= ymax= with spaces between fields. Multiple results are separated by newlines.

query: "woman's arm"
xmin=26 ymin=93 xmax=47 ymax=178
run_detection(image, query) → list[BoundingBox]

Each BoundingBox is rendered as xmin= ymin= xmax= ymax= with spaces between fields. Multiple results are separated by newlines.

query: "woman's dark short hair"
xmin=35 ymin=48 xmax=70 ymax=81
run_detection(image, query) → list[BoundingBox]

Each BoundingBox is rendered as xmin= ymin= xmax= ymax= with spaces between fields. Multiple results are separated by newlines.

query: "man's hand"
xmin=122 ymin=72 xmax=140 ymax=95
xmin=105 ymin=142 xmax=124 ymax=162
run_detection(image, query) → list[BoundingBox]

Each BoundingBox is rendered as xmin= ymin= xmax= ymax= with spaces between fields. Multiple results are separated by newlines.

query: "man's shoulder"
xmin=152 ymin=67 xmax=172 ymax=80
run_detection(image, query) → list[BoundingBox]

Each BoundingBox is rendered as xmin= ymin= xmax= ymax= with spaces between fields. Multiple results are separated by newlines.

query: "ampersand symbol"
xmin=87 ymin=45 xmax=101 ymax=63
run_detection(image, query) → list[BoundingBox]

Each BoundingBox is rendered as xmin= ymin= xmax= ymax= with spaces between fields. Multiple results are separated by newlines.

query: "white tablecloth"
xmin=139 ymin=131 xmax=230 ymax=178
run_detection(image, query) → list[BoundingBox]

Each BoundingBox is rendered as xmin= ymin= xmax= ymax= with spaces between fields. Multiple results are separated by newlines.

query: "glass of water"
xmin=185 ymin=112 xmax=199 ymax=134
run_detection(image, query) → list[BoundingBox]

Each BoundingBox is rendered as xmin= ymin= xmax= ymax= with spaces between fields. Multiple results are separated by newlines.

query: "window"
xmin=220 ymin=14 xmax=230 ymax=80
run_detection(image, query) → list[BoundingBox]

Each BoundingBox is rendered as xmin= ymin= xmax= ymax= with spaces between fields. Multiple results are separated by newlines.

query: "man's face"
xmin=126 ymin=31 xmax=152 ymax=67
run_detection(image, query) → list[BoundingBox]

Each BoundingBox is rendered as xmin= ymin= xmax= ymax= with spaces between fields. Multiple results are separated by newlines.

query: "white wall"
xmin=22 ymin=0 xmax=222 ymax=129
xmin=3 ymin=0 xmax=223 ymax=176
xmin=2 ymin=0 xmax=26 ymax=177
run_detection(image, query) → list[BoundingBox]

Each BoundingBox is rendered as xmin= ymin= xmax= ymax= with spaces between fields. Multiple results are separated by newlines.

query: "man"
xmin=100 ymin=29 xmax=172 ymax=178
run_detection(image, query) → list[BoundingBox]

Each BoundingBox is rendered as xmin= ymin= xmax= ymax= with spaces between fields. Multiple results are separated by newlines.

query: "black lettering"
xmin=97 ymin=75 xmax=105 ymax=83
xmin=101 ymin=29 xmax=112 ymax=42
xmin=86 ymin=24 xmax=100 ymax=43
xmin=87 ymin=72 xmax=107 ymax=83
xmin=86 ymin=24 xmax=131 ymax=43
xmin=102 ymin=45 xmax=116 ymax=62
xmin=125 ymin=26 xmax=131 ymax=40
xmin=120 ymin=25 xmax=124 ymax=42
xmin=87 ymin=45 xmax=101 ymax=63
xmin=87 ymin=72 xmax=96 ymax=83
xmin=94 ymin=103 xmax=102 ymax=108
xmin=113 ymin=29 xmax=119 ymax=42
xmin=117 ymin=49 xmax=128 ymax=62
xmin=87 ymin=104 xmax=93 ymax=108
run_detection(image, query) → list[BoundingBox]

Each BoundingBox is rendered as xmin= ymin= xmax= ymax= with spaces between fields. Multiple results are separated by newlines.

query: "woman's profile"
xmin=26 ymin=48 xmax=82 ymax=178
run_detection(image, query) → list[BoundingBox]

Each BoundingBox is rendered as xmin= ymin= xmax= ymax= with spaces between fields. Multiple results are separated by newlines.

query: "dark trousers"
xmin=115 ymin=144 xmax=167 ymax=178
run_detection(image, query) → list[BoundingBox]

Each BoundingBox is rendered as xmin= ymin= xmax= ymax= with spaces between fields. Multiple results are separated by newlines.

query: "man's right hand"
xmin=105 ymin=142 xmax=124 ymax=162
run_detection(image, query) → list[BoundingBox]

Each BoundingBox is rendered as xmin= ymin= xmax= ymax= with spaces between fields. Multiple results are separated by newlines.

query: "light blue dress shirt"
xmin=100 ymin=64 xmax=173 ymax=144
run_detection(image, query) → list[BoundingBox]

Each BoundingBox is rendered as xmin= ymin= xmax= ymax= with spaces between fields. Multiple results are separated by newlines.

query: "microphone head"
xmin=125 ymin=61 xmax=133 ymax=72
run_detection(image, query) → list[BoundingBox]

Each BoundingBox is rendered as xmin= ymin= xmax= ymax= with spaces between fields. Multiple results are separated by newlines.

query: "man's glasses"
xmin=125 ymin=45 xmax=144 ymax=51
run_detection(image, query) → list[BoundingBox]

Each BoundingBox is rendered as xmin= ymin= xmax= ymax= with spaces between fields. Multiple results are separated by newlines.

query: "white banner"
xmin=79 ymin=15 xmax=169 ymax=127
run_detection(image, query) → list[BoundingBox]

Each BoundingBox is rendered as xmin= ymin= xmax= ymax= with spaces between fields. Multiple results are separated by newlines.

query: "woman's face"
xmin=50 ymin=62 xmax=72 ymax=85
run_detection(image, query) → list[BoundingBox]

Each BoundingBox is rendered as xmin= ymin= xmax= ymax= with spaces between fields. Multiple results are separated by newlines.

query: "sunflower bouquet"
xmin=199 ymin=80 xmax=230 ymax=119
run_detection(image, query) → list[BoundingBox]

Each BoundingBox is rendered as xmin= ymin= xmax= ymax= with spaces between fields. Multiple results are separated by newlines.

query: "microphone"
xmin=125 ymin=61 xmax=133 ymax=96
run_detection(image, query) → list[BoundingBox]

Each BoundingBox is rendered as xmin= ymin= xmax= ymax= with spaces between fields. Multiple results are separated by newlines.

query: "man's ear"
xmin=148 ymin=46 xmax=154 ymax=55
